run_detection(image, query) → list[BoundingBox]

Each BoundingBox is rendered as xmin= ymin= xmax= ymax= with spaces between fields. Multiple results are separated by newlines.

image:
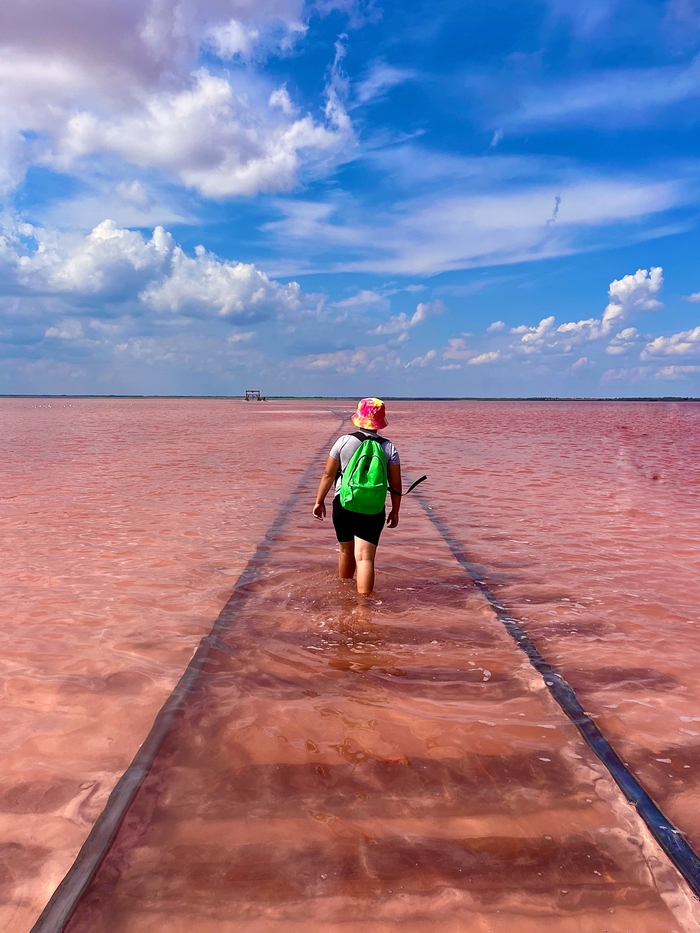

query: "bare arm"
xmin=313 ymin=456 xmax=340 ymax=520
xmin=387 ymin=462 xmax=402 ymax=528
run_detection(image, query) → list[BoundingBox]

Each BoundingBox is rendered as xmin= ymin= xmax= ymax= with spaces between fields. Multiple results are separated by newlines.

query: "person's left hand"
xmin=386 ymin=508 xmax=399 ymax=528
xmin=313 ymin=501 xmax=326 ymax=520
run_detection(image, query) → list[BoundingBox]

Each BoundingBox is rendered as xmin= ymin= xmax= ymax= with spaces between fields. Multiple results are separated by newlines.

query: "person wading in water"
xmin=313 ymin=398 xmax=402 ymax=596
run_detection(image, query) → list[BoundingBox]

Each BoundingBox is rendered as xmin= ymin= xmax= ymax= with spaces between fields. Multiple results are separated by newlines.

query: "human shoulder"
xmin=366 ymin=432 xmax=399 ymax=464
xmin=381 ymin=437 xmax=400 ymax=464
xmin=329 ymin=433 xmax=355 ymax=458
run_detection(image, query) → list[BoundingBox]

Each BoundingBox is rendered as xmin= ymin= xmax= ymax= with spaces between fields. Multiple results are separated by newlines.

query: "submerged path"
xmin=421 ymin=497 xmax=700 ymax=898
xmin=0 ymin=399 xmax=346 ymax=933
xmin=34 ymin=466 xmax=700 ymax=932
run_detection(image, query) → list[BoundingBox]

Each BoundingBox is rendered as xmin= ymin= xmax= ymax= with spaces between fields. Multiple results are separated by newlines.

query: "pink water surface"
xmin=394 ymin=401 xmax=700 ymax=846
xmin=0 ymin=399 xmax=343 ymax=931
xmin=2 ymin=399 xmax=700 ymax=932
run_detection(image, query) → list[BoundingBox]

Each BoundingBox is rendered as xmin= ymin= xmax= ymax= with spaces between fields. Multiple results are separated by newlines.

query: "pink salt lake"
xmin=1 ymin=398 xmax=700 ymax=932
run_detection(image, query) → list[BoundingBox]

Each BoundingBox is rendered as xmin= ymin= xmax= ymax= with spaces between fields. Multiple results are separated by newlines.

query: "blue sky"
xmin=3 ymin=0 xmax=700 ymax=396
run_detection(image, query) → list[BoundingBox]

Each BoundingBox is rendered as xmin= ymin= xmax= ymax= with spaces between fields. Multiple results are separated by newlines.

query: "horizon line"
xmin=1 ymin=395 xmax=699 ymax=402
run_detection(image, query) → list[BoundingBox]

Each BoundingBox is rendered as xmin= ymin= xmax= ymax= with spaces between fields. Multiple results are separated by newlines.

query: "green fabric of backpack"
xmin=339 ymin=432 xmax=388 ymax=514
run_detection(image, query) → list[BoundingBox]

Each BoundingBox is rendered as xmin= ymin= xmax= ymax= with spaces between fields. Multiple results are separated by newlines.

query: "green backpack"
xmin=339 ymin=432 xmax=388 ymax=514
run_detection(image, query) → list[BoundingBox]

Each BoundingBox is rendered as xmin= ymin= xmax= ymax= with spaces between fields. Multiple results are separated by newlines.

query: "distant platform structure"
xmin=245 ymin=389 xmax=263 ymax=401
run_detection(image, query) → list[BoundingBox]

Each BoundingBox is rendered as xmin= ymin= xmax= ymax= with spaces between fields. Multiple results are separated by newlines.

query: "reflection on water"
xmin=2 ymin=400 xmax=700 ymax=931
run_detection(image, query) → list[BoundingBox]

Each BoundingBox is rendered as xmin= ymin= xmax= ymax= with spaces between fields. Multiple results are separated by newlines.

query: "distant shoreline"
xmin=2 ymin=395 xmax=699 ymax=402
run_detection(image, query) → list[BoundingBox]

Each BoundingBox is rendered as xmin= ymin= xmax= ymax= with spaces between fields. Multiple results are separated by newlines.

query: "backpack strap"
xmin=350 ymin=432 xmax=399 ymax=491
xmin=352 ymin=431 xmax=392 ymax=444
xmin=337 ymin=432 xmax=381 ymax=482
xmin=351 ymin=430 xmax=388 ymax=442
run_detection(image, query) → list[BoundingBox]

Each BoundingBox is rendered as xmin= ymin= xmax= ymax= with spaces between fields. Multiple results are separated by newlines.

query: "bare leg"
xmin=354 ymin=537 xmax=377 ymax=595
xmin=338 ymin=541 xmax=356 ymax=579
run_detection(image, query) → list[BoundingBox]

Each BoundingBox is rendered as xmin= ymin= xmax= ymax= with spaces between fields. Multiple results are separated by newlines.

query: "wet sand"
xmin=2 ymin=399 xmax=700 ymax=930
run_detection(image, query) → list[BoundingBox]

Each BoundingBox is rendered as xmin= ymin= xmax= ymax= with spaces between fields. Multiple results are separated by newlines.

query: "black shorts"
xmin=332 ymin=496 xmax=385 ymax=546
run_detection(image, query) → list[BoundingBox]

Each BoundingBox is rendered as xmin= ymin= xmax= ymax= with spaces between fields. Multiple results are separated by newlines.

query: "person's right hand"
xmin=313 ymin=501 xmax=326 ymax=520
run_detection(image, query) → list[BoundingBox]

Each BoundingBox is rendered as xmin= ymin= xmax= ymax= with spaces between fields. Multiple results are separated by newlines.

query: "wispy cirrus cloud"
xmin=264 ymin=172 xmax=684 ymax=275
xmin=543 ymin=0 xmax=621 ymax=38
xmin=353 ymin=61 xmax=416 ymax=105
xmin=330 ymin=288 xmax=394 ymax=309
xmin=505 ymin=57 xmax=700 ymax=129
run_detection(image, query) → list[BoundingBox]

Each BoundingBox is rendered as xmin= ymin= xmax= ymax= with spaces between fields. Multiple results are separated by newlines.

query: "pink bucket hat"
xmin=352 ymin=397 xmax=388 ymax=431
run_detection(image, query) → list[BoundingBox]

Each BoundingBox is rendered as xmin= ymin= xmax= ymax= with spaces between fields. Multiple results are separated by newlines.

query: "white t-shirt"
xmin=329 ymin=431 xmax=400 ymax=495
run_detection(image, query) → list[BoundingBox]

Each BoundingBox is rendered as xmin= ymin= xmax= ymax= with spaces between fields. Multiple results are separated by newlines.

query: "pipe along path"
xmin=418 ymin=494 xmax=700 ymax=899
xmin=31 ymin=458 xmax=700 ymax=932
xmin=30 ymin=423 xmax=345 ymax=933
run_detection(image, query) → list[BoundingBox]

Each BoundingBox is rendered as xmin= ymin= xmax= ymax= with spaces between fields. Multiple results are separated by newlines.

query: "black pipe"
xmin=30 ymin=421 xmax=345 ymax=933
xmin=419 ymin=496 xmax=700 ymax=899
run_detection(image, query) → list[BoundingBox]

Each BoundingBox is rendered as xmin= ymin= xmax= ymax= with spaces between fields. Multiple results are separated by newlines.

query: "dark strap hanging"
xmin=390 ymin=475 xmax=427 ymax=497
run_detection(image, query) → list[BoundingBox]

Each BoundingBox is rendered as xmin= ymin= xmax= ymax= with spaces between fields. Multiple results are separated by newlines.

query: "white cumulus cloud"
xmin=509 ymin=268 xmax=663 ymax=356
xmin=569 ymin=355 xmax=593 ymax=373
xmin=442 ymin=337 xmax=473 ymax=362
xmin=44 ymin=318 xmax=84 ymax=340
xmin=2 ymin=218 xmax=174 ymax=297
xmin=141 ymin=245 xmax=306 ymax=320
xmin=206 ymin=20 xmax=262 ymax=59
xmin=602 ymin=266 xmax=663 ymax=332
xmin=601 ymin=365 xmax=653 ymax=383
xmin=641 ymin=325 xmax=700 ymax=359
xmin=510 ymin=315 xmax=556 ymax=353
xmin=405 ymin=349 xmax=437 ymax=367
xmin=605 ymin=326 xmax=639 ymax=355
xmin=0 ymin=0 xmax=353 ymax=200
xmin=468 ymin=351 xmax=501 ymax=365
xmin=369 ymin=299 xmax=445 ymax=335
xmin=656 ymin=365 xmax=700 ymax=379
xmin=55 ymin=70 xmax=353 ymax=199
xmin=0 ymin=216 xmax=318 ymax=326
xmin=295 ymin=343 xmax=402 ymax=374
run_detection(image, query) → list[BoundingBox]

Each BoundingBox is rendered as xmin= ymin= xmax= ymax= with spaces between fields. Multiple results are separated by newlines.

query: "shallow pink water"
xmin=2 ymin=399 xmax=700 ymax=931
xmin=394 ymin=401 xmax=700 ymax=847
xmin=0 ymin=399 xmax=342 ymax=931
